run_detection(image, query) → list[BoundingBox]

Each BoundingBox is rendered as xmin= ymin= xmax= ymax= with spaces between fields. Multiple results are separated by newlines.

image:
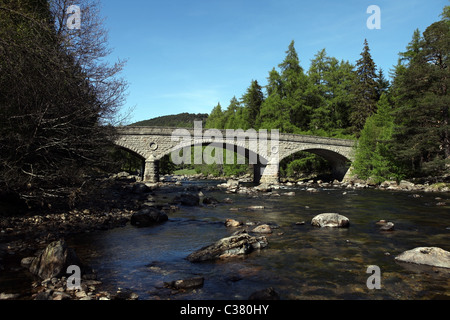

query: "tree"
xmin=0 ymin=0 xmax=127 ymax=209
xmin=278 ymin=40 xmax=309 ymax=130
xmin=391 ymin=8 xmax=450 ymax=177
xmin=241 ymin=80 xmax=264 ymax=129
xmin=306 ymin=49 xmax=330 ymax=132
xmin=50 ymin=0 xmax=129 ymax=124
xmin=306 ymin=49 xmax=355 ymax=135
xmin=350 ymin=39 xmax=380 ymax=135
xmin=205 ymin=103 xmax=225 ymax=129
xmin=259 ymin=41 xmax=308 ymax=133
xmin=390 ymin=30 xmax=423 ymax=106
xmin=223 ymin=96 xmax=243 ymax=129
xmin=353 ymin=94 xmax=401 ymax=183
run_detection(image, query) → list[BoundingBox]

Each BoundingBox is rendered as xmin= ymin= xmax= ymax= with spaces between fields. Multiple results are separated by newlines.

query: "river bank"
xmin=0 ymin=174 xmax=449 ymax=300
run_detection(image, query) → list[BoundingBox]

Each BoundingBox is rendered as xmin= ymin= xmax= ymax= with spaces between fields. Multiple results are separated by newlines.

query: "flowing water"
xmin=1 ymin=180 xmax=449 ymax=300
xmin=66 ymin=180 xmax=449 ymax=300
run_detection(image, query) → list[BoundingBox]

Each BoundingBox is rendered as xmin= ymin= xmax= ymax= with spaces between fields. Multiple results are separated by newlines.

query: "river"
xmin=62 ymin=180 xmax=449 ymax=300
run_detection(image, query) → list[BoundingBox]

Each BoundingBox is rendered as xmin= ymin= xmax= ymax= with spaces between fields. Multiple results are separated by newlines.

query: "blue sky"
xmin=98 ymin=0 xmax=448 ymax=124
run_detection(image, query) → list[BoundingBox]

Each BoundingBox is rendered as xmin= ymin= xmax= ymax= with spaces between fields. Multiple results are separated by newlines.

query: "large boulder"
xmin=311 ymin=213 xmax=350 ymax=228
xmin=395 ymin=247 xmax=450 ymax=269
xmin=174 ymin=193 xmax=200 ymax=206
xmin=187 ymin=233 xmax=268 ymax=262
xmin=248 ymin=287 xmax=280 ymax=300
xmin=131 ymin=207 xmax=168 ymax=227
xmin=132 ymin=183 xmax=151 ymax=194
xmin=203 ymin=197 xmax=219 ymax=205
xmin=29 ymin=240 xmax=81 ymax=280
xmin=164 ymin=277 xmax=204 ymax=290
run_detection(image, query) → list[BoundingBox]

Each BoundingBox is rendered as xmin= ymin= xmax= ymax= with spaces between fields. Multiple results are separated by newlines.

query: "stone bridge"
xmin=115 ymin=126 xmax=356 ymax=184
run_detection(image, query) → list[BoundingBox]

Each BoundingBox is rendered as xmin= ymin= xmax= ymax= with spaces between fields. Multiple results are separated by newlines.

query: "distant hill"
xmin=130 ymin=113 xmax=209 ymax=128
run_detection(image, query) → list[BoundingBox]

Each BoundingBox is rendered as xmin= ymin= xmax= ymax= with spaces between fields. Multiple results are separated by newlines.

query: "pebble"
xmin=0 ymin=293 xmax=21 ymax=300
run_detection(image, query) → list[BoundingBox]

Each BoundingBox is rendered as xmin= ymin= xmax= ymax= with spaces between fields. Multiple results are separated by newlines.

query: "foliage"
xmin=132 ymin=113 xmax=208 ymax=128
xmin=352 ymin=94 xmax=403 ymax=183
xmin=306 ymin=49 xmax=355 ymax=135
xmin=390 ymin=7 xmax=449 ymax=178
xmin=0 ymin=0 xmax=126 ymax=208
xmin=350 ymin=39 xmax=383 ymax=135
xmin=281 ymin=152 xmax=331 ymax=179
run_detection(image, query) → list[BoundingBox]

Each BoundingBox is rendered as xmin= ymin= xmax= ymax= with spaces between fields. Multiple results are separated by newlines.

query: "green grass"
xmin=173 ymin=169 xmax=198 ymax=176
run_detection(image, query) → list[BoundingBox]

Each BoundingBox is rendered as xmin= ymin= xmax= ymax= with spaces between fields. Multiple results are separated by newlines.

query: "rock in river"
xmin=395 ymin=247 xmax=450 ymax=269
xmin=203 ymin=197 xmax=219 ymax=205
xmin=165 ymin=277 xmax=205 ymax=290
xmin=248 ymin=287 xmax=280 ymax=300
xmin=131 ymin=207 xmax=168 ymax=227
xmin=187 ymin=233 xmax=268 ymax=262
xmin=252 ymin=224 xmax=273 ymax=234
xmin=311 ymin=213 xmax=350 ymax=228
xmin=225 ymin=219 xmax=243 ymax=228
xmin=174 ymin=193 xmax=200 ymax=206
xmin=29 ymin=240 xmax=81 ymax=280
xmin=379 ymin=221 xmax=395 ymax=231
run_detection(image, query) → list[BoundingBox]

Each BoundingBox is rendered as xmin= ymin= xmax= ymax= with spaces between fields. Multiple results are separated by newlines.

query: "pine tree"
xmin=205 ymin=103 xmax=225 ymax=129
xmin=278 ymin=41 xmax=309 ymax=130
xmin=306 ymin=49 xmax=330 ymax=132
xmin=307 ymin=49 xmax=355 ymax=136
xmin=350 ymin=39 xmax=380 ymax=135
xmin=353 ymin=94 xmax=401 ymax=183
xmin=241 ymin=80 xmax=264 ymax=129
xmin=265 ymin=68 xmax=283 ymax=97
xmin=223 ymin=96 xmax=241 ymax=129
xmin=391 ymin=6 xmax=449 ymax=177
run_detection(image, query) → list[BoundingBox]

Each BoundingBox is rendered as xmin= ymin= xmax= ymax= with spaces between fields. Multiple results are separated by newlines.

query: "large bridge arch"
xmin=152 ymin=139 xmax=272 ymax=184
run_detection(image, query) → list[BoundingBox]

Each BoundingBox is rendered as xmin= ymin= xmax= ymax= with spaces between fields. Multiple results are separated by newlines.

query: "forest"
xmin=131 ymin=113 xmax=208 ymax=128
xmin=198 ymin=6 xmax=449 ymax=183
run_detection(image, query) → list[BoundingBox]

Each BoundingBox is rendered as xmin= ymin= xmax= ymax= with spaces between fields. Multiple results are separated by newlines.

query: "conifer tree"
xmin=259 ymin=41 xmax=308 ymax=133
xmin=241 ymin=80 xmax=264 ymax=129
xmin=205 ymin=103 xmax=225 ymax=129
xmin=350 ymin=39 xmax=380 ymax=135
xmin=353 ymin=94 xmax=401 ymax=183
xmin=307 ymin=49 xmax=355 ymax=135
xmin=391 ymin=8 xmax=449 ymax=176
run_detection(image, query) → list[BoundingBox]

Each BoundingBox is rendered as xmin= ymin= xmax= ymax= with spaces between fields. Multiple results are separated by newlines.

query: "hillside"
xmin=130 ymin=113 xmax=208 ymax=128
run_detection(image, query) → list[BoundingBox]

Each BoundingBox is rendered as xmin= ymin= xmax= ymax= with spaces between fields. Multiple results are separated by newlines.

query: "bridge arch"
xmin=154 ymin=140 xmax=271 ymax=184
xmin=279 ymin=145 xmax=353 ymax=181
xmin=114 ymin=140 xmax=148 ymax=160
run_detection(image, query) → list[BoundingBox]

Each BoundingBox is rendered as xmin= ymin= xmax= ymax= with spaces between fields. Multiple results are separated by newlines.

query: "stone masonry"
xmin=115 ymin=126 xmax=356 ymax=184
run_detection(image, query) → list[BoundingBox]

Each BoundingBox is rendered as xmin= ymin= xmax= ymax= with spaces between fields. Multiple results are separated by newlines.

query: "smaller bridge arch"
xmin=278 ymin=146 xmax=352 ymax=181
